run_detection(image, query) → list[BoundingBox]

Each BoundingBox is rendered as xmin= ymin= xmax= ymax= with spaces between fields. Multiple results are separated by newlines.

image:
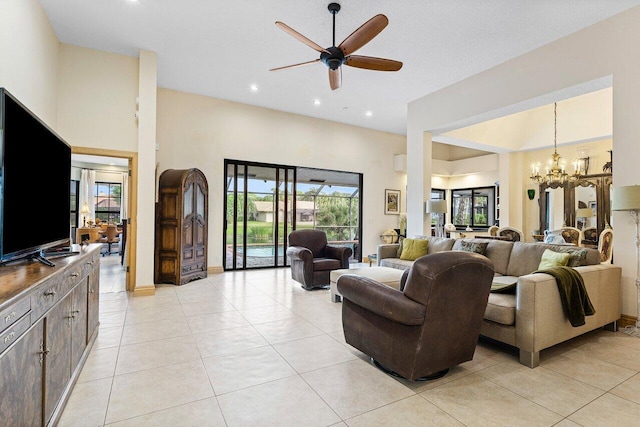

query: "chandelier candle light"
xmin=530 ymin=102 xmax=582 ymax=185
xmin=612 ymin=185 xmax=640 ymax=338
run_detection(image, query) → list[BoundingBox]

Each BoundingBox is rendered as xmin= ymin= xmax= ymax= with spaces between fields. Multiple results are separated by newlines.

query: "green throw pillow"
xmin=396 ymin=236 xmax=405 ymax=258
xmin=538 ymin=249 xmax=570 ymax=270
xmin=459 ymin=240 xmax=488 ymax=255
xmin=400 ymin=238 xmax=428 ymax=261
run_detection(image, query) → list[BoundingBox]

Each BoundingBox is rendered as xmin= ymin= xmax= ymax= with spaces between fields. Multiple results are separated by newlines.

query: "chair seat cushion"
xmin=485 ymin=293 xmax=516 ymax=325
xmin=313 ymin=258 xmax=342 ymax=271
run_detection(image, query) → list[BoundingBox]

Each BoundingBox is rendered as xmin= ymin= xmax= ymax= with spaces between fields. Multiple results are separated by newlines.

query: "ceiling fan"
xmin=270 ymin=2 xmax=403 ymax=90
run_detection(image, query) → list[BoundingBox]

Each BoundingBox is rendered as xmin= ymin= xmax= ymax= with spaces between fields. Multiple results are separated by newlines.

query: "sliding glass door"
xmin=224 ymin=160 xmax=362 ymax=271
xmin=225 ymin=161 xmax=294 ymax=269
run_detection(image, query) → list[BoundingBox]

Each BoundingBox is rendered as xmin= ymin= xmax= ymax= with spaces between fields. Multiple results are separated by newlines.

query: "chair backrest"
xmin=598 ymin=228 xmax=613 ymax=264
xmin=557 ymin=226 xmax=582 ymax=245
xmin=106 ymin=224 xmax=119 ymax=241
xmin=402 ymin=251 xmax=495 ymax=372
xmin=488 ymin=225 xmax=499 ymax=236
xmin=582 ymin=227 xmax=597 ymax=242
xmin=498 ymin=227 xmax=524 ymax=242
xmin=288 ymin=229 xmax=327 ymax=258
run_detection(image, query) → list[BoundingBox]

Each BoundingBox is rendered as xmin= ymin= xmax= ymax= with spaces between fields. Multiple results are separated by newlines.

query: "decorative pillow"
xmin=544 ymin=233 xmax=566 ymax=244
xmin=538 ymin=249 xmax=570 ymax=270
xmin=400 ymin=238 xmax=429 ymax=261
xmin=566 ymin=249 xmax=588 ymax=267
xmin=396 ymin=236 xmax=405 ymax=258
xmin=458 ymin=240 xmax=488 ymax=255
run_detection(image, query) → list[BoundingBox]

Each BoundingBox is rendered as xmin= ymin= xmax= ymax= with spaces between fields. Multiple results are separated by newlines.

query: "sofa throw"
xmin=534 ymin=266 xmax=595 ymax=327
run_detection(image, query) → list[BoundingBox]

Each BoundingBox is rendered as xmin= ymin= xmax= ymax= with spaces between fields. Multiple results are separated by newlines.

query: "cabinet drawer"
xmin=0 ymin=313 xmax=31 ymax=354
xmin=61 ymin=262 xmax=86 ymax=293
xmin=31 ymin=280 xmax=64 ymax=321
xmin=0 ymin=298 xmax=30 ymax=335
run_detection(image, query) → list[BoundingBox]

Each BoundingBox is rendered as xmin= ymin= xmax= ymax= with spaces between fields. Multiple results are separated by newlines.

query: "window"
xmin=451 ymin=187 xmax=495 ymax=229
xmin=70 ymin=180 xmax=79 ymax=228
xmin=94 ymin=182 xmax=122 ymax=224
xmin=430 ymin=188 xmax=446 ymax=228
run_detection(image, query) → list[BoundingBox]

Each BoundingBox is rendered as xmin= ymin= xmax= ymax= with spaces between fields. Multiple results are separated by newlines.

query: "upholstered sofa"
xmin=377 ymin=237 xmax=622 ymax=367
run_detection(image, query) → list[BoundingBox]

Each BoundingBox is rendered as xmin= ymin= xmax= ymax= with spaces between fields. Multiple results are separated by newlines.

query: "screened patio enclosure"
xmin=225 ymin=160 xmax=362 ymax=270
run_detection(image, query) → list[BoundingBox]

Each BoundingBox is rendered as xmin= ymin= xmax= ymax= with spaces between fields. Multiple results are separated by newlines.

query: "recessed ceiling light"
xmin=365 ymin=111 xmax=373 ymax=117
xmin=313 ymin=99 xmax=321 ymax=106
xmin=250 ymin=84 xmax=258 ymax=92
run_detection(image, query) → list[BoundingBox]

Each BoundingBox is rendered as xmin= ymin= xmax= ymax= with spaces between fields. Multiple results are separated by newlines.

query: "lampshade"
xmin=576 ymin=207 xmax=594 ymax=218
xmin=612 ymin=185 xmax=640 ymax=211
xmin=426 ymin=200 xmax=446 ymax=214
xmin=80 ymin=203 xmax=90 ymax=214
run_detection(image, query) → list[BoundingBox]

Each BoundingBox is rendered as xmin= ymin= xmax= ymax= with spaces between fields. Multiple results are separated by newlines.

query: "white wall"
xmin=156 ymin=88 xmax=406 ymax=267
xmin=57 ymin=44 xmax=139 ymax=150
xmin=0 ymin=0 xmax=59 ymax=127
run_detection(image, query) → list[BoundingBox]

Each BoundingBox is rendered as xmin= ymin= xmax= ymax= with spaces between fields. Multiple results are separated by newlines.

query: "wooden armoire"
xmin=155 ymin=168 xmax=208 ymax=285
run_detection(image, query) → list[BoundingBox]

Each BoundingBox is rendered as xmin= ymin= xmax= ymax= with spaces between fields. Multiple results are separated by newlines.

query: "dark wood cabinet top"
xmin=0 ymin=244 xmax=101 ymax=311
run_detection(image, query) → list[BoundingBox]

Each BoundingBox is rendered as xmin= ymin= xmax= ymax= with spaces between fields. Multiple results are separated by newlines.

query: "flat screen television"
xmin=0 ymin=88 xmax=71 ymax=265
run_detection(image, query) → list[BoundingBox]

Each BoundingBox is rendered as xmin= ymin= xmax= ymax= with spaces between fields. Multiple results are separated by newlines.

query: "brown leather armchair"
xmin=287 ymin=229 xmax=352 ymax=290
xmin=338 ymin=251 xmax=494 ymax=380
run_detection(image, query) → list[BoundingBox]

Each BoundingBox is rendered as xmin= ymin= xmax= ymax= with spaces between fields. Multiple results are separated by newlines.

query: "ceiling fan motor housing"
xmin=321 ymin=47 xmax=345 ymax=69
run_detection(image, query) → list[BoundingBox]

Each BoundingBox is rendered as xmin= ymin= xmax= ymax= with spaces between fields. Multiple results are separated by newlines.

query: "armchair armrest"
xmin=337 ymin=275 xmax=426 ymax=325
xmin=286 ymin=246 xmax=313 ymax=262
xmin=325 ymin=245 xmax=353 ymax=268
xmin=377 ymin=244 xmax=400 ymax=265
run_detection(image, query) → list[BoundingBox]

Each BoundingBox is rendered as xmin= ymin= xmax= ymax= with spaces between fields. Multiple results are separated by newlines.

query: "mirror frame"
xmin=539 ymin=173 xmax=612 ymax=236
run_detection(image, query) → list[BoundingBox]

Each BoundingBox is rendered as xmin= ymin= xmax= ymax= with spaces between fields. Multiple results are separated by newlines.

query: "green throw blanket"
xmin=533 ymin=266 xmax=595 ymax=327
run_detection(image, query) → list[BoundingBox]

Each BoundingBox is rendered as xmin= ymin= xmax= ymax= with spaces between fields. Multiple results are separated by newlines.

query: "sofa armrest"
xmin=286 ymin=246 xmax=313 ymax=262
xmin=515 ymin=264 xmax=621 ymax=354
xmin=337 ymin=274 xmax=426 ymax=325
xmin=325 ymin=245 xmax=353 ymax=268
xmin=377 ymin=244 xmax=400 ymax=265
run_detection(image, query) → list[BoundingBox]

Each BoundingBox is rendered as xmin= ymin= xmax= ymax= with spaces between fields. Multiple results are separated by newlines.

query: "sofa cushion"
xmin=452 ymin=239 xmax=513 ymax=275
xmin=538 ymin=249 xmax=570 ymax=270
xmin=491 ymin=275 xmax=519 ymax=293
xmin=400 ymin=238 xmax=428 ymax=261
xmin=427 ymin=237 xmax=456 ymax=254
xmin=380 ymin=258 xmax=414 ymax=270
xmin=485 ymin=293 xmax=516 ymax=325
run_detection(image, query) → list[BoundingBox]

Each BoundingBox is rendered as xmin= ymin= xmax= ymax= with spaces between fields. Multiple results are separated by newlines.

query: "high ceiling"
xmin=39 ymin=0 xmax=640 ymax=136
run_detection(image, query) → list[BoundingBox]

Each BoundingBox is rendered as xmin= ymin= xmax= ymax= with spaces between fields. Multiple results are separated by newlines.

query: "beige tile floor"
xmin=59 ymin=263 xmax=640 ymax=426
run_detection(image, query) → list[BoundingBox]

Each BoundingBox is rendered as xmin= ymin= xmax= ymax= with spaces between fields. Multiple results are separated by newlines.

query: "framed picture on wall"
xmin=385 ymin=189 xmax=401 ymax=215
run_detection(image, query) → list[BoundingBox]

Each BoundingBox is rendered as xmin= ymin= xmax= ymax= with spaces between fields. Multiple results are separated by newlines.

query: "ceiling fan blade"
xmin=345 ymin=55 xmax=403 ymax=71
xmin=329 ymin=68 xmax=341 ymax=91
xmin=338 ymin=14 xmax=388 ymax=56
xmin=275 ymin=21 xmax=330 ymax=54
xmin=269 ymin=59 xmax=320 ymax=72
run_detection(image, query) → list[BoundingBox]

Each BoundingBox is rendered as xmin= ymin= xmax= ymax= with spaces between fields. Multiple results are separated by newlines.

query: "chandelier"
xmin=530 ymin=102 xmax=581 ymax=186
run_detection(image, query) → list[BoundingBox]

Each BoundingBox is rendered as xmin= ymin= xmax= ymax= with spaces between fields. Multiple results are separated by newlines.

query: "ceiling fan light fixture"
xmin=271 ymin=3 xmax=402 ymax=90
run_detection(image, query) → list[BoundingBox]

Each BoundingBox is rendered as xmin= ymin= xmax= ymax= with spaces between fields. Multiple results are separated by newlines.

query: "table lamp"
xmin=575 ymin=207 xmax=594 ymax=230
xmin=426 ymin=200 xmax=447 ymax=238
xmin=612 ymin=185 xmax=640 ymax=337
xmin=80 ymin=203 xmax=90 ymax=227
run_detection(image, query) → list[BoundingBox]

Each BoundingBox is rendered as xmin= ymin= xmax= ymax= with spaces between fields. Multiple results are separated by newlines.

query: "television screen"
xmin=0 ymin=88 xmax=71 ymax=263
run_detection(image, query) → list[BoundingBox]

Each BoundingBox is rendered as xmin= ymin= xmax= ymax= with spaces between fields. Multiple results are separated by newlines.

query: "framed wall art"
xmin=385 ymin=189 xmax=400 ymax=215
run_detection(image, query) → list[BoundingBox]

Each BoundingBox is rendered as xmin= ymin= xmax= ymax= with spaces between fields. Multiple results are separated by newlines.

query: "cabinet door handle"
xmin=89 ymin=289 xmax=95 ymax=294
xmin=38 ymin=345 xmax=50 ymax=365
xmin=44 ymin=289 xmax=56 ymax=298
xmin=4 ymin=311 xmax=16 ymax=323
xmin=70 ymin=272 xmax=79 ymax=278
xmin=86 ymin=261 xmax=93 ymax=265
xmin=3 ymin=331 xmax=15 ymax=344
